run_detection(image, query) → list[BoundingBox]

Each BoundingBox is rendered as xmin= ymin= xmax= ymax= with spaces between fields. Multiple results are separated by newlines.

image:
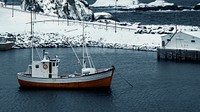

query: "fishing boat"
xmin=0 ymin=36 xmax=14 ymax=51
xmin=17 ymin=5 xmax=115 ymax=89
xmin=17 ymin=50 xmax=115 ymax=88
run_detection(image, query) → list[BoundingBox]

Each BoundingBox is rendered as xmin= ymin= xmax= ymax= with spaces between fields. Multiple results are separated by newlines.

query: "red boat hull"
xmin=18 ymin=75 xmax=112 ymax=89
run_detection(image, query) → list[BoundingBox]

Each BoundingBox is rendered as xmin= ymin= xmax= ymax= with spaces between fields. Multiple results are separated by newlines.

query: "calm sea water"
xmin=90 ymin=0 xmax=200 ymax=26
xmin=2 ymin=0 xmax=200 ymax=111
xmin=1 ymin=48 xmax=200 ymax=112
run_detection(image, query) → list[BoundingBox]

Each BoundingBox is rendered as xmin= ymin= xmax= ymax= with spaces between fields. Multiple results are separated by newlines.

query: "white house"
xmin=161 ymin=31 xmax=200 ymax=50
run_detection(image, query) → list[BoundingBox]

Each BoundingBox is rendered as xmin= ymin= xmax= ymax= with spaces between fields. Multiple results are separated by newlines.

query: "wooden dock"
xmin=157 ymin=48 xmax=200 ymax=62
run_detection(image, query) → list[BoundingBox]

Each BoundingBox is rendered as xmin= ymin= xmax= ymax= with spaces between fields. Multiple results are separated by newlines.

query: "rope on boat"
xmin=119 ymin=74 xmax=133 ymax=88
xmin=69 ymin=42 xmax=82 ymax=67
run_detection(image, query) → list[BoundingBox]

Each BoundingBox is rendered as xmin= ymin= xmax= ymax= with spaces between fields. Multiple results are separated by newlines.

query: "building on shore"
xmin=157 ymin=31 xmax=200 ymax=62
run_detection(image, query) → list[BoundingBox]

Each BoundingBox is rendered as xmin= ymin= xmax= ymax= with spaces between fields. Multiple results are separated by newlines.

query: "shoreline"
xmin=0 ymin=6 xmax=200 ymax=51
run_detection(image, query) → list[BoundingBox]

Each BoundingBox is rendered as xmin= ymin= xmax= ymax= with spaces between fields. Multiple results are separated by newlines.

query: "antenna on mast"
xmin=81 ymin=18 xmax=96 ymax=70
xmin=81 ymin=16 xmax=96 ymax=74
xmin=114 ymin=0 xmax=118 ymax=33
xmin=11 ymin=0 xmax=14 ymax=17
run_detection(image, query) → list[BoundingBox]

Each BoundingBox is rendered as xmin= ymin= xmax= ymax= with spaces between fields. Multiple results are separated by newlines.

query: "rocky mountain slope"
xmin=21 ymin=0 xmax=93 ymax=21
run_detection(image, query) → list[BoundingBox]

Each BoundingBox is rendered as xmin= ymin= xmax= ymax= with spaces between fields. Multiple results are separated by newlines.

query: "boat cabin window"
xmin=56 ymin=62 xmax=58 ymax=66
xmin=49 ymin=74 xmax=52 ymax=78
xmin=52 ymin=62 xmax=55 ymax=67
xmin=191 ymin=40 xmax=195 ymax=43
xmin=35 ymin=65 xmax=39 ymax=68
xmin=162 ymin=41 xmax=165 ymax=47
xmin=167 ymin=39 xmax=171 ymax=41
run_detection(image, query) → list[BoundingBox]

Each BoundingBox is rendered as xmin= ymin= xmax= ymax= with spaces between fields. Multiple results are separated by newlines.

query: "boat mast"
xmin=30 ymin=0 xmax=33 ymax=62
xmin=82 ymin=20 xmax=86 ymax=68
xmin=81 ymin=19 xmax=95 ymax=69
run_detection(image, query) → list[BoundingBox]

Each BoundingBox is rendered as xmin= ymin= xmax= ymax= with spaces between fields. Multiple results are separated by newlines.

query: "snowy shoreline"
xmin=1 ymin=6 xmax=200 ymax=51
xmin=2 ymin=22 xmax=199 ymax=51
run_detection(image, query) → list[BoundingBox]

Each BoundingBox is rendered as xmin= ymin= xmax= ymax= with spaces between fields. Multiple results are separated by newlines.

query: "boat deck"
xmin=21 ymin=67 xmax=114 ymax=79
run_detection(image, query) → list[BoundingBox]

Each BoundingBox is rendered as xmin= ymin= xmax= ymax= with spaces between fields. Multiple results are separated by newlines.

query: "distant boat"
xmin=0 ymin=36 xmax=14 ymax=51
xmin=17 ymin=6 xmax=115 ymax=89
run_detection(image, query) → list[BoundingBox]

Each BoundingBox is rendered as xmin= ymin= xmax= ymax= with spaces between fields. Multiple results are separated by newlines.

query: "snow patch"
xmin=94 ymin=12 xmax=113 ymax=20
xmin=147 ymin=0 xmax=174 ymax=7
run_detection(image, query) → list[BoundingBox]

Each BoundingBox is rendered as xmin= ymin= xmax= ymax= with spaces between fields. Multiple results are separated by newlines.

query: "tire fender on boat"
xmin=43 ymin=64 xmax=48 ymax=70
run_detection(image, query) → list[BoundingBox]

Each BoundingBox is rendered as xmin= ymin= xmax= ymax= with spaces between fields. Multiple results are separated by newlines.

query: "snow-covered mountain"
xmin=133 ymin=0 xmax=178 ymax=11
xmin=91 ymin=0 xmax=139 ymax=7
xmin=21 ymin=0 xmax=93 ymax=21
xmin=91 ymin=0 xmax=180 ymax=11
xmin=91 ymin=0 xmax=173 ymax=8
xmin=146 ymin=0 xmax=174 ymax=7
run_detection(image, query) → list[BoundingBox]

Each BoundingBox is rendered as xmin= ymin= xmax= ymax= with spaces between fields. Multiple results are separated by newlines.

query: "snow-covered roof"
xmin=94 ymin=12 xmax=113 ymax=20
xmin=91 ymin=0 xmax=139 ymax=7
xmin=182 ymin=31 xmax=200 ymax=38
xmin=147 ymin=0 xmax=174 ymax=7
xmin=162 ymin=31 xmax=200 ymax=39
xmin=94 ymin=12 xmax=112 ymax=18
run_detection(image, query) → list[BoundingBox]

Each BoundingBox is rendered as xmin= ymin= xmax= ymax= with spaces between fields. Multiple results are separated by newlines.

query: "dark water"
xmin=88 ymin=0 xmax=200 ymax=26
xmin=87 ymin=0 xmax=198 ymax=26
xmin=1 ymin=48 xmax=200 ymax=112
xmin=114 ymin=11 xmax=200 ymax=26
